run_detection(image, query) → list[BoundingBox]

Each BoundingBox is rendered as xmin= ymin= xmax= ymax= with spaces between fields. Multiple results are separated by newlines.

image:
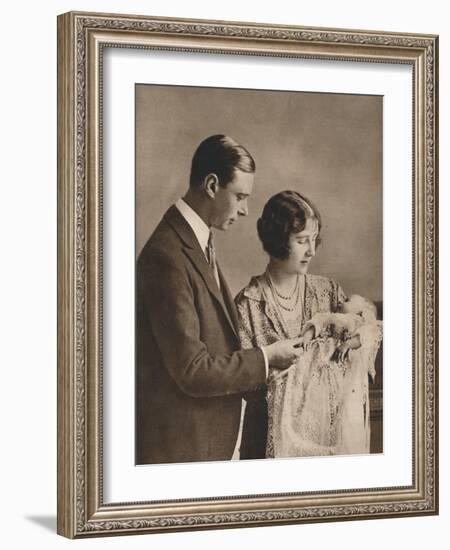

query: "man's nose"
xmin=238 ymin=200 xmax=249 ymax=216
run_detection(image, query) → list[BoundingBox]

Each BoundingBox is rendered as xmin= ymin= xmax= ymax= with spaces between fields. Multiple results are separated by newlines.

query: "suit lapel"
xmin=165 ymin=206 xmax=238 ymax=338
xmin=218 ymin=266 xmax=240 ymax=335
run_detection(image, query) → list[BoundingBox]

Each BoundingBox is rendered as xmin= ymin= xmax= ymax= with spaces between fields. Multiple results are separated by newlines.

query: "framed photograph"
xmin=57 ymin=11 xmax=438 ymax=538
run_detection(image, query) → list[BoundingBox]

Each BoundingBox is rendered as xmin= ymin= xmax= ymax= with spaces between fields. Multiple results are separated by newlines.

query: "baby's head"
xmin=339 ymin=294 xmax=377 ymax=323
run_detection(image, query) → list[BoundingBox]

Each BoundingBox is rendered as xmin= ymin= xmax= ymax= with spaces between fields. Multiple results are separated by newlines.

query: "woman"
xmin=235 ymin=190 xmax=382 ymax=459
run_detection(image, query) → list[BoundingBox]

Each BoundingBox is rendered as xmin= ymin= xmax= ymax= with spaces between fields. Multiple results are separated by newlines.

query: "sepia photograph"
xmin=135 ymin=84 xmax=383 ymax=466
xmin=56 ymin=11 xmax=437 ymax=537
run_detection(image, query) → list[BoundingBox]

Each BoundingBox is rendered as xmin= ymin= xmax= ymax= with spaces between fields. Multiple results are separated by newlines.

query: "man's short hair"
xmin=257 ymin=190 xmax=322 ymax=260
xmin=189 ymin=134 xmax=255 ymax=188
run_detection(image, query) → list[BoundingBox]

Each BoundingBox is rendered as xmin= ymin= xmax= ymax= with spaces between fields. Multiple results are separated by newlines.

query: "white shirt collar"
xmin=175 ymin=198 xmax=211 ymax=254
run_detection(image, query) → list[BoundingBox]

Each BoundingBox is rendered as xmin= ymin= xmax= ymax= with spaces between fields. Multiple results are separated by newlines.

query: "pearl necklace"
xmin=267 ymin=273 xmax=301 ymax=312
xmin=271 ymin=273 xmax=299 ymax=300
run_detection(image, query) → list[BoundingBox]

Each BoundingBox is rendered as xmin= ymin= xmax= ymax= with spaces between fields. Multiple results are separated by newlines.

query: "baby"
xmin=298 ymin=294 xmax=379 ymax=363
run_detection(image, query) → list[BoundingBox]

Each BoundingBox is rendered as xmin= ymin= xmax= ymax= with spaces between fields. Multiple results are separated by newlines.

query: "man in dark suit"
xmin=136 ymin=135 xmax=302 ymax=465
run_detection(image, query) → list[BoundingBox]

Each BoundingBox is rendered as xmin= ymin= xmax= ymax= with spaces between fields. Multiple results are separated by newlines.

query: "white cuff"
xmin=260 ymin=346 xmax=269 ymax=378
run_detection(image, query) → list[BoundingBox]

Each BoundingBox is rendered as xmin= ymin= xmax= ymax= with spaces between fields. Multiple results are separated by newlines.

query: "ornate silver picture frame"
xmin=57 ymin=11 xmax=438 ymax=538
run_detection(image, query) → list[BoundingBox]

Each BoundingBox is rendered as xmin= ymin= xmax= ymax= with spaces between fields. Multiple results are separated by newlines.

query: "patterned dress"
xmin=235 ymin=272 xmax=382 ymax=459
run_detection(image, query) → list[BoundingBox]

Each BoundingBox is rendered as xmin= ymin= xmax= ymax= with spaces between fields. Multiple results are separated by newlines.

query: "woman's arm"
xmin=235 ymin=294 xmax=258 ymax=350
xmin=334 ymin=321 xmax=383 ymax=374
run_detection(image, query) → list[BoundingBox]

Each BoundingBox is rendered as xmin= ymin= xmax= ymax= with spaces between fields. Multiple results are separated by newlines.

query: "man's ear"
xmin=203 ymin=173 xmax=219 ymax=198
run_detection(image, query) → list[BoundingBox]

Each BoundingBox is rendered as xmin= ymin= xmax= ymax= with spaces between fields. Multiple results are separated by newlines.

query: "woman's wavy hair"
xmin=257 ymin=190 xmax=322 ymax=260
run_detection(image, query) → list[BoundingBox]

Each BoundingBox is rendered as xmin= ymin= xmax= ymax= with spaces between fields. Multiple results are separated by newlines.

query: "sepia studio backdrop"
xmin=135 ymin=84 xmax=383 ymax=453
xmin=135 ymin=84 xmax=382 ymax=304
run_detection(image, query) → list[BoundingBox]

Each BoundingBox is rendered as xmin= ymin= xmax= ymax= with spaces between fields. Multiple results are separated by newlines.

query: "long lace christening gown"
xmin=236 ymin=273 xmax=382 ymax=459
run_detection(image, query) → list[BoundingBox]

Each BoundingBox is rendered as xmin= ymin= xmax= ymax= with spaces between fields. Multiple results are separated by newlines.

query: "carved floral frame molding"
xmin=57 ymin=11 xmax=438 ymax=538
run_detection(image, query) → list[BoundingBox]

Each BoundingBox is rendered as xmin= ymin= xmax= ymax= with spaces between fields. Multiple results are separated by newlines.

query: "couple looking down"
xmin=136 ymin=134 xmax=382 ymax=465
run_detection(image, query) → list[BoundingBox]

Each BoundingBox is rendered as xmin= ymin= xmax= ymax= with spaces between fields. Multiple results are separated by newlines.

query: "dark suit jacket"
xmin=136 ymin=205 xmax=266 ymax=465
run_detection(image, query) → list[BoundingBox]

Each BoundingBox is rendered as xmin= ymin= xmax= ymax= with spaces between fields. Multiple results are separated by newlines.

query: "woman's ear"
xmin=203 ymin=173 xmax=219 ymax=199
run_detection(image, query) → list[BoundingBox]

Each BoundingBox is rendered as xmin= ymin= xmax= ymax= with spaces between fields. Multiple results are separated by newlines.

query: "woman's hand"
xmin=333 ymin=334 xmax=362 ymax=363
xmin=334 ymin=342 xmax=351 ymax=364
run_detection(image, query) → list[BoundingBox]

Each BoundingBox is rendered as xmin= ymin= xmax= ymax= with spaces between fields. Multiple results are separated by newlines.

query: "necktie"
xmin=207 ymin=233 xmax=220 ymax=289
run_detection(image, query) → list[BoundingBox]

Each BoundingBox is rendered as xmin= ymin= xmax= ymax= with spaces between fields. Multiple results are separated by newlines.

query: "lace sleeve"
xmin=235 ymin=295 xmax=257 ymax=350
xmin=354 ymin=320 xmax=383 ymax=380
xmin=357 ymin=321 xmax=383 ymax=349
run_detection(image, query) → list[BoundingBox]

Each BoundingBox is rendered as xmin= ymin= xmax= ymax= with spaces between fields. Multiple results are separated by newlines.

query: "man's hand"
xmin=264 ymin=337 xmax=304 ymax=370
